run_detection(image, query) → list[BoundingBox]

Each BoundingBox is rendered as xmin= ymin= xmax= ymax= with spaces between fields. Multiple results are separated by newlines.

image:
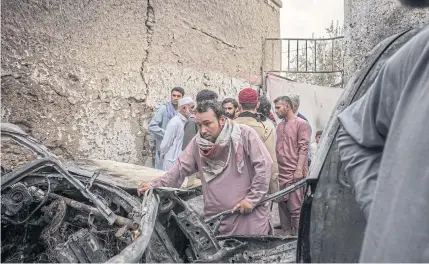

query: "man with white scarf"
xmin=138 ymin=100 xmax=273 ymax=236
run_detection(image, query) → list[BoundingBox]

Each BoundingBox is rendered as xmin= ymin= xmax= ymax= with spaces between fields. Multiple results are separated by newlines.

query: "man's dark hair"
xmin=273 ymin=96 xmax=293 ymax=108
xmin=222 ymin=98 xmax=238 ymax=108
xmin=258 ymin=96 xmax=272 ymax=117
xmin=316 ymin=130 xmax=323 ymax=137
xmin=171 ymin=87 xmax=185 ymax=96
xmin=240 ymin=103 xmax=257 ymax=111
xmin=196 ymin=100 xmax=224 ymax=119
xmin=196 ymin=89 xmax=218 ymax=103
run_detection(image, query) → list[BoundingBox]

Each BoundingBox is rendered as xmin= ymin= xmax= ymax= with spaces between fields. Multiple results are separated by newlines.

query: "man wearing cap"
xmin=234 ymin=88 xmax=279 ymax=195
xmin=138 ymin=100 xmax=273 ymax=236
xmin=274 ymin=95 xmax=310 ymax=236
xmin=160 ymin=97 xmax=195 ymax=175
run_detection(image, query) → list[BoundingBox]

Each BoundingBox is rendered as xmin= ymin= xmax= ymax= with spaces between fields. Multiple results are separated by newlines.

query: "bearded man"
xmin=274 ymin=95 xmax=310 ymax=236
xmin=182 ymin=89 xmax=219 ymax=150
xmin=160 ymin=97 xmax=195 ymax=171
xmin=148 ymin=87 xmax=185 ymax=169
xmin=138 ymin=100 xmax=273 ymax=236
xmin=222 ymin=98 xmax=239 ymax=119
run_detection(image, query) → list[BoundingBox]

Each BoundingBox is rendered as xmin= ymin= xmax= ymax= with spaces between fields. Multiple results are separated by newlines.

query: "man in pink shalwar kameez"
xmin=138 ymin=100 xmax=273 ymax=236
xmin=274 ymin=95 xmax=310 ymax=236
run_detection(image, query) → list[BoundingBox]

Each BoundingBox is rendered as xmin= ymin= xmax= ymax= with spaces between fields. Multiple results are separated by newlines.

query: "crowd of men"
xmin=141 ymin=87 xmax=322 ymax=237
xmin=139 ymin=0 xmax=429 ymax=261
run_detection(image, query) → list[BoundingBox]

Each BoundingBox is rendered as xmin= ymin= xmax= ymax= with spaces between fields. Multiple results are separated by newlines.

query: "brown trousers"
xmin=278 ymin=187 xmax=304 ymax=233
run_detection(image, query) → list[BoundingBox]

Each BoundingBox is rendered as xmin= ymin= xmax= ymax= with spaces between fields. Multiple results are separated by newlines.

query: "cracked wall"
xmin=344 ymin=0 xmax=429 ymax=81
xmin=1 ymin=0 xmax=281 ymax=166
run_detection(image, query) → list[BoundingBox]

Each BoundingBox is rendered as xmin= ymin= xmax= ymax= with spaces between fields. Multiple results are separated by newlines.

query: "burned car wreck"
xmin=1 ymin=123 xmax=297 ymax=263
xmin=1 ymin=123 xmax=158 ymax=263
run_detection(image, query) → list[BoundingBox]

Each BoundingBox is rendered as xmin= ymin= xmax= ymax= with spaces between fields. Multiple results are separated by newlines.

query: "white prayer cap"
xmin=178 ymin=97 xmax=194 ymax=106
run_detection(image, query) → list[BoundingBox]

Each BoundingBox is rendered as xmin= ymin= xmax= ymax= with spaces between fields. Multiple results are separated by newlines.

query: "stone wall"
xmin=1 ymin=0 xmax=281 ymax=166
xmin=344 ymin=0 xmax=429 ymax=81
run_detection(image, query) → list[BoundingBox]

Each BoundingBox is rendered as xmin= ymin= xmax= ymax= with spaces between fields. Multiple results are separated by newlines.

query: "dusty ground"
xmin=271 ymin=202 xmax=290 ymax=236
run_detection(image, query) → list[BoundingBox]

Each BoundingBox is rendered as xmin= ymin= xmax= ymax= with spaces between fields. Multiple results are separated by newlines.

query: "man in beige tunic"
xmin=138 ymin=100 xmax=273 ymax=236
xmin=234 ymin=88 xmax=279 ymax=195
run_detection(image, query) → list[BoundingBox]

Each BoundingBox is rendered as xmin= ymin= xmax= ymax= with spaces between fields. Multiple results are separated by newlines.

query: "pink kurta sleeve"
xmin=243 ymin=128 xmax=273 ymax=206
xmin=297 ymin=121 xmax=310 ymax=157
xmin=150 ymin=140 xmax=199 ymax=188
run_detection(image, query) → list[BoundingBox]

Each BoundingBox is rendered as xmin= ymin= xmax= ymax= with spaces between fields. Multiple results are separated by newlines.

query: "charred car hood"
xmin=1 ymin=122 xmax=298 ymax=263
xmin=67 ymin=159 xmax=166 ymax=190
xmin=1 ymin=122 xmax=158 ymax=263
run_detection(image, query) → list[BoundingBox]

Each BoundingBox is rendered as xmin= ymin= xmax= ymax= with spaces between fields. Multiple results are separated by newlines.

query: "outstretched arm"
xmin=150 ymin=140 xmax=199 ymax=188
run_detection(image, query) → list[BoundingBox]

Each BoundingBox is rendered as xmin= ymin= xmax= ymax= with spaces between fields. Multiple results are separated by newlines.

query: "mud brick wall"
xmin=1 ymin=0 xmax=281 ymax=166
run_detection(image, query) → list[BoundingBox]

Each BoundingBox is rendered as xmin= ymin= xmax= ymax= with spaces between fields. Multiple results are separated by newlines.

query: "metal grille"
xmin=262 ymin=36 xmax=344 ymax=88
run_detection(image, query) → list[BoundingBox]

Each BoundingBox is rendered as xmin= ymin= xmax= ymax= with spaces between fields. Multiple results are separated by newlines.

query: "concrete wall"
xmin=344 ymin=0 xmax=429 ymax=81
xmin=1 ymin=0 xmax=281 ymax=166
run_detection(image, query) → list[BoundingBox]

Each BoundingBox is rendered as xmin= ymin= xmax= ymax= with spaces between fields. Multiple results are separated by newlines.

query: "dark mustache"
xmin=201 ymin=133 xmax=210 ymax=138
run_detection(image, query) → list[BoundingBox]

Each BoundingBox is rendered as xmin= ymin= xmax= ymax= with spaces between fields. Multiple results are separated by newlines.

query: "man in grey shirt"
xmin=148 ymin=87 xmax=184 ymax=170
xmin=336 ymin=4 xmax=429 ymax=262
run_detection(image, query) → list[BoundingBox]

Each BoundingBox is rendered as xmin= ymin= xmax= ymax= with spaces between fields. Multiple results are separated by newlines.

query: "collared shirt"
xmin=148 ymin=102 xmax=177 ymax=151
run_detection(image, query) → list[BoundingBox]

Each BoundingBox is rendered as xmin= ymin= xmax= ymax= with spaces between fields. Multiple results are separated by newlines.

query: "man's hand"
xmin=293 ymin=169 xmax=303 ymax=180
xmin=137 ymin=182 xmax=152 ymax=196
xmin=232 ymin=200 xmax=254 ymax=214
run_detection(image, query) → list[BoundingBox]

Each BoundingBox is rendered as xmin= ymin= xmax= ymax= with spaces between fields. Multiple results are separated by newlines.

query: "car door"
xmin=296 ymin=27 xmax=424 ymax=263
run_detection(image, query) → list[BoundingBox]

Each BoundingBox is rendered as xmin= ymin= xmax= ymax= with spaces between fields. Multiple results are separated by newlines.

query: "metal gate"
xmin=262 ymin=36 xmax=344 ymax=89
